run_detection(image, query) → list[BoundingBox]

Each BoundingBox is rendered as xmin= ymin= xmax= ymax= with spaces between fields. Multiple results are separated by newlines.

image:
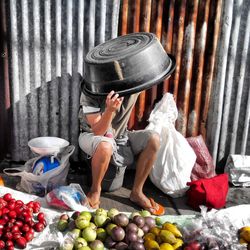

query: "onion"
xmin=115 ymin=241 xmax=128 ymax=250
xmin=137 ymin=237 xmax=144 ymax=244
xmin=132 ymin=216 xmax=145 ymax=228
xmin=113 ymin=213 xmax=129 ymax=227
xmin=126 ymin=223 xmax=138 ymax=233
xmin=144 ymin=216 xmax=156 ymax=229
xmin=129 ymin=241 xmax=145 ymax=250
xmin=125 ymin=232 xmax=138 ymax=243
xmin=104 ymin=236 xmax=116 ymax=249
xmin=141 ymin=224 xmax=149 ymax=234
xmin=111 ymin=226 xmax=125 ymax=242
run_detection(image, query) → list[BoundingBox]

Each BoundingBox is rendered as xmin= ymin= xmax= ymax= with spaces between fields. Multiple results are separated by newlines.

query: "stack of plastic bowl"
xmin=28 ymin=137 xmax=69 ymax=175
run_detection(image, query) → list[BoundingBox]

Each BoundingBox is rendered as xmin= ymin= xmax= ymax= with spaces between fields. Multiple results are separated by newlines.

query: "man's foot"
xmin=130 ymin=192 xmax=165 ymax=216
xmin=87 ymin=191 xmax=100 ymax=209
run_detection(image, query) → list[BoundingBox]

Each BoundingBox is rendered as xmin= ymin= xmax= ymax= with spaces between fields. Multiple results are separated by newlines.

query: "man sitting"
xmin=78 ymin=90 xmax=165 ymax=216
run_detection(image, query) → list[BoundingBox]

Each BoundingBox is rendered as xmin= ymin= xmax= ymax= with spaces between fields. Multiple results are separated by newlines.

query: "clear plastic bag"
xmin=46 ymin=183 xmax=93 ymax=211
xmin=58 ymin=231 xmax=76 ymax=250
xmin=182 ymin=206 xmax=247 ymax=249
xmin=225 ymin=154 xmax=250 ymax=187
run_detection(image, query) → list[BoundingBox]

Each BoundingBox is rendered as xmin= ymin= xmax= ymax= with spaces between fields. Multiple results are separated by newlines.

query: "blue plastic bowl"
xmin=32 ymin=156 xmax=60 ymax=175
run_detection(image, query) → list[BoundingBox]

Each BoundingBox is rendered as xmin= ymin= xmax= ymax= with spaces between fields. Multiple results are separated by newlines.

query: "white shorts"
xmin=78 ymin=129 xmax=157 ymax=167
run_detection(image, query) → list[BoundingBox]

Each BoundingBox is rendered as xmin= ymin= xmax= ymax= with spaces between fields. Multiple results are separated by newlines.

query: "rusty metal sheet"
xmin=176 ymin=0 xmax=199 ymax=136
xmin=187 ymin=0 xmax=211 ymax=137
xmin=136 ymin=0 xmax=151 ymax=126
xmin=162 ymin=0 xmax=175 ymax=93
xmin=199 ymin=0 xmax=222 ymax=140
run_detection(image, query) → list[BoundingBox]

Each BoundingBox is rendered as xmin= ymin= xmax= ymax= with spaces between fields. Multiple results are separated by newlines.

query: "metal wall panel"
xmin=120 ymin=0 xmax=222 ymax=139
xmin=1 ymin=0 xmax=250 ymax=166
xmin=3 ymin=0 xmax=120 ymax=161
xmin=207 ymin=0 xmax=250 ymax=168
xmin=0 ymin=0 xmax=10 ymax=160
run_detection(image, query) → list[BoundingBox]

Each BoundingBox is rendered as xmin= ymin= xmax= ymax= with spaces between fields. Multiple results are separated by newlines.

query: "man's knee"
xmin=95 ymin=141 xmax=113 ymax=159
xmin=147 ymin=132 xmax=160 ymax=152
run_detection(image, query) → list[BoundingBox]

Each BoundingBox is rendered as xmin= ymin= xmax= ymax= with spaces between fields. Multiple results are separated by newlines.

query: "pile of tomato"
xmin=0 ymin=193 xmax=47 ymax=249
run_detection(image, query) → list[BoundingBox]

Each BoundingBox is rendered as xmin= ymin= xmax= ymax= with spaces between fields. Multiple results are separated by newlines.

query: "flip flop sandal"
xmin=147 ymin=198 xmax=165 ymax=216
xmin=130 ymin=197 xmax=165 ymax=216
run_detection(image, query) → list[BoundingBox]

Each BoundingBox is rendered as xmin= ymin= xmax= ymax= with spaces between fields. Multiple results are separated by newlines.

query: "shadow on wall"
xmin=9 ymin=72 xmax=83 ymax=162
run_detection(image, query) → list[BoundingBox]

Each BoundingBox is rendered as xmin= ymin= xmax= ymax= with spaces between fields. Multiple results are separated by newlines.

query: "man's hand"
xmin=86 ymin=90 xmax=123 ymax=136
xmin=106 ymin=90 xmax=124 ymax=113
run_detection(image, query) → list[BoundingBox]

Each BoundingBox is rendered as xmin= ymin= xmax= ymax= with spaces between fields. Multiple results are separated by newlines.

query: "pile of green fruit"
xmin=57 ymin=208 xmax=157 ymax=250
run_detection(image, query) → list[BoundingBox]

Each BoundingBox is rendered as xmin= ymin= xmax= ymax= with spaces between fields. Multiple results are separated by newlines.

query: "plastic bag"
xmin=186 ymin=174 xmax=229 ymax=210
xmin=182 ymin=206 xmax=246 ymax=249
xmin=146 ymin=93 xmax=196 ymax=198
xmin=3 ymin=145 xmax=75 ymax=196
xmin=59 ymin=231 xmax=76 ymax=250
xmin=224 ymin=154 xmax=250 ymax=187
xmin=186 ymin=135 xmax=216 ymax=181
xmin=46 ymin=183 xmax=92 ymax=211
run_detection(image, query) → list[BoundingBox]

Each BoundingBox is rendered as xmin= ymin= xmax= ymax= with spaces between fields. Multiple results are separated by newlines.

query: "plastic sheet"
xmin=182 ymin=206 xmax=249 ymax=249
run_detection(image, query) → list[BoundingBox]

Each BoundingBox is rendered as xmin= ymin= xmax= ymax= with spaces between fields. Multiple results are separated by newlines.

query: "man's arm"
xmin=86 ymin=91 xmax=123 ymax=136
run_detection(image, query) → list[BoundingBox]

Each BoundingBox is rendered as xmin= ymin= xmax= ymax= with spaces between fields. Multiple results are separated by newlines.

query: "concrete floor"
xmin=0 ymin=159 xmax=250 ymax=215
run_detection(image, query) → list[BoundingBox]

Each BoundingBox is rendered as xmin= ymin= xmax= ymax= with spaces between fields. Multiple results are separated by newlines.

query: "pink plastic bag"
xmin=186 ymin=135 xmax=216 ymax=181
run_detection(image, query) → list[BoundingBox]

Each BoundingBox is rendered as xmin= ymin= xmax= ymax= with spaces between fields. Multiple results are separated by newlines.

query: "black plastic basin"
xmin=82 ymin=32 xmax=176 ymax=96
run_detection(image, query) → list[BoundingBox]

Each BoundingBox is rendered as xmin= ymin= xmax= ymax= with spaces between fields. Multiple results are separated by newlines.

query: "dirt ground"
xmin=0 ymin=160 xmax=250 ymax=215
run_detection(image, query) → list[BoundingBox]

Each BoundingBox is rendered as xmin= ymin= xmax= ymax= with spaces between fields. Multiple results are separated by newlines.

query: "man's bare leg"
xmin=87 ymin=141 xmax=112 ymax=208
xmin=130 ymin=133 xmax=160 ymax=211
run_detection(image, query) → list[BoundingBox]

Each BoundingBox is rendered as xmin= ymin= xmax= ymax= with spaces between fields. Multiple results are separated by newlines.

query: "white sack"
xmin=146 ymin=93 xmax=196 ymax=197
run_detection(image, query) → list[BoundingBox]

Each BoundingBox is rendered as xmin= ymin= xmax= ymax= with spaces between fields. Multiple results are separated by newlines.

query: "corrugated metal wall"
xmin=120 ymin=0 xmax=222 ymax=139
xmin=207 ymin=0 xmax=250 ymax=168
xmin=0 ymin=0 xmax=250 ymax=167
xmin=1 ymin=0 xmax=120 ymax=161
